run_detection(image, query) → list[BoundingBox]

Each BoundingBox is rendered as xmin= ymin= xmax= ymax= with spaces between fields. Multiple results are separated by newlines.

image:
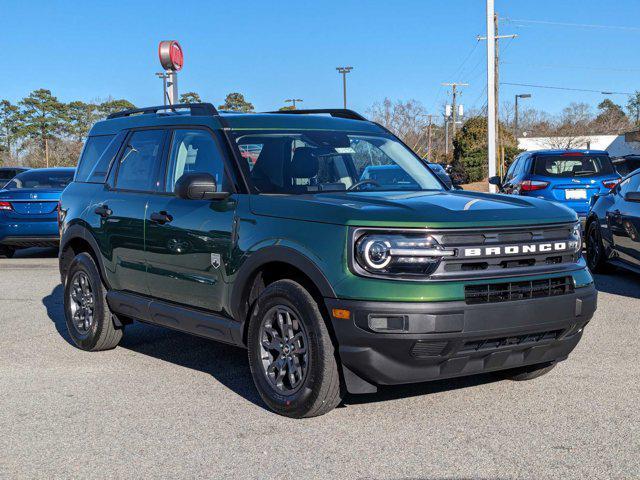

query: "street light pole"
xmin=336 ymin=66 xmax=353 ymax=108
xmin=486 ymin=0 xmax=497 ymax=192
xmin=514 ymin=93 xmax=531 ymax=138
xmin=285 ymin=98 xmax=303 ymax=109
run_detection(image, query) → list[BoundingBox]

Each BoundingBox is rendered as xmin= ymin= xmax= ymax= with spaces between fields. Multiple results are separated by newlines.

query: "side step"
xmin=106 ymin=290 xmax=244 ymax=347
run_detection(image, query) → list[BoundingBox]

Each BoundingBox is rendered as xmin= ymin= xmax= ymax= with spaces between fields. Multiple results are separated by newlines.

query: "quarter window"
xmin=115 ymin=130 xmax=166 ymax=192
xmin=165 ymin=130 xmax=226 ymax=193
xmin=75 ymin=134 xmax=123 ymax=183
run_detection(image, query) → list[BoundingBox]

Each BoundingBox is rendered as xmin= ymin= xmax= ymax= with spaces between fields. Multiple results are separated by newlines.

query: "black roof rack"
xmin=264 ymin=108 xmax=368 ymax=121
xmin=106 ymin=102 xmax=219 ymax=119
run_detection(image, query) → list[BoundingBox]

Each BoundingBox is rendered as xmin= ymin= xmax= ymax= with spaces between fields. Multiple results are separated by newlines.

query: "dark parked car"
xmin=58 ymin=103 xmax=595 ymax=417
xmin=586 ymin=168 xmax=640 ymax=274
xmin=611 ymin=154 xmax=640 ymax=177
xmin=490 ymin=150 xmax=620 ymax=227
xmin=0 ymin=167 xmax=30 ymax=186
xmin=0 ymin=167 xmax=75 ymax=258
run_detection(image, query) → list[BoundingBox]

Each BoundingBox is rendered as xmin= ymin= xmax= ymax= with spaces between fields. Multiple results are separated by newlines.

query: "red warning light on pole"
xmin=158 ymin=40 xmax=184 ymax=72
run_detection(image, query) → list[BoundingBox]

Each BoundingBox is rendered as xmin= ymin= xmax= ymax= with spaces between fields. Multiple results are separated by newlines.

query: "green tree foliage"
xmin=97 ymin=98 xmax=136 ymax=118
xmin=452 ymin=116 xmax=520 ymax=183
xmin=627 ymin=91 xmax=640 ymax=126
xmin=279 ymin=105 xmax=296 ymax=111
xmin=0 ymin=100 xmax=23 ymax=165
xmin=179 ymin=92 xmax=201 ymax=104
xmin=218 ymin=93 xmax=254 ymax=112
xmin=19 ymin=89 xmax=67 ymax=166
xmin=65 ymin=101 xmax=99 ymax=142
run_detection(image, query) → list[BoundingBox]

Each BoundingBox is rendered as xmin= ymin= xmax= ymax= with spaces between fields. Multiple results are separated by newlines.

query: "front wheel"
xmin=63 ymin=252 xmax=123 ymax=351
xmin=586 ymin=220 xmax=610 ymax=273
xmin=0 ymin=246 xmax=15 ymax=258
xmin=247 ymin=280 xmax=344 ymax=418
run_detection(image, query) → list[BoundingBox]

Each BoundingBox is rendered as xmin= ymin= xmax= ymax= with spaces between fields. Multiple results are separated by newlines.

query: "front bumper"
xmin=326 ymin=283 xmax=597 ymax=393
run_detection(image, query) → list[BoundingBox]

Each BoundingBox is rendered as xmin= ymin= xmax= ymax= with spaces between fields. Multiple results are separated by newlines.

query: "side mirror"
xmin=175 ymin=173 xmax=231 ymax=201
xmin=624 ymin=191 xmax=640 ymax=203
xmin=488 ymin=176 xmax=502 ymax=187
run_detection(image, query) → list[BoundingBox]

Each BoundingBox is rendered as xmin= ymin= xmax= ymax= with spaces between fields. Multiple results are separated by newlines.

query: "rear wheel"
xmin=247 ymin=280 xmax=344 ymax=418
xmin=498 ymin=361 xmax=557 ymax=381
xmin=0 ymin=246 xmax=15 ymax=258
xmin=586 ymin=220 xmax=610 ymax=273
xmin=64 ymin=252 xmax=123 ymax=351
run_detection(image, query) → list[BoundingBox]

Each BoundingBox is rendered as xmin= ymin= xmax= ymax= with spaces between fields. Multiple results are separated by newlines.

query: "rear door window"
xmin=533 ymin=154 xmax=614 ymax=178
xmin=114 ymin=130 xmax=167 ymax=192
xmin=75 ymin=133 xmax=125 ymax=183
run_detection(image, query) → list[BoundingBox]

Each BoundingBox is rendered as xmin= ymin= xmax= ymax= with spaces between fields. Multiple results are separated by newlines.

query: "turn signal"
xmin=332 ymin=308 xmax=351 ymax=320
xmin=602 ymin=179 xmax=620 ymax=190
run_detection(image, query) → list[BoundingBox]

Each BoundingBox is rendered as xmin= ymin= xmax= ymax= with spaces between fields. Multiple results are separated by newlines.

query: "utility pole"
xmin=336 ymin=66 xmax=353 ymax=108
xmin=478 ymin=4 xmax=517 ymax=192
xmin=426 ymin=114 xmax=433 ymax=162
xmin=285 ymin=98 xmax=303 ymax=109
xmin=444 ymin=114 xmax=449 ymax=156
xmin=514 ymin=93 xmax=531 ymax=138
xmin=441 ymin=82 xmax=468 ymax=154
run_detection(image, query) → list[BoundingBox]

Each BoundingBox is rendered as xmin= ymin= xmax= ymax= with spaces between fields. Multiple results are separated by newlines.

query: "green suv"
xmin=59 ymin=103 xmax=597 ymax=417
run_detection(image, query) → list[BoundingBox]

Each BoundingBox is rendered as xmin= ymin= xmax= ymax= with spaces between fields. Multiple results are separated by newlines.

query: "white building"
xmin=517 ymin=131 xmax=640 ymax=157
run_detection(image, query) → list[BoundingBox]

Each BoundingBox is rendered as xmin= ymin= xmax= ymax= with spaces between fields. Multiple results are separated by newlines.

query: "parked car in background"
xmin=611 ymin=154 xmax=640 ymax=177
xmin=490 ymin=150 xmax=620 ymax=227
xmin=0 ymin=167 xmax=30 ymax=186
xmin=0 ymin=167 xmax=75 ymax=258
xmin=586 ymin=168 xmax=640 ymax=274
xmin=426 ymin=161 xmax=454 ymax=188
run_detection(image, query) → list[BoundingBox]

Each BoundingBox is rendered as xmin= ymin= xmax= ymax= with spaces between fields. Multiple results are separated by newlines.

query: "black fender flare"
xmin=230 ymin=246 xmax=337 ymax=332
xmin=59 ymin=223 xmax=109 ymax=288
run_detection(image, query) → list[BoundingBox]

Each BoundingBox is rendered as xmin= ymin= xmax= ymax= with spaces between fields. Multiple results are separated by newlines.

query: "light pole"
xmin=336 ymin=66 xmax=353 ymax=108
xmin=285 ymin=98 xmax=303 ymax=109
xmin=514 ymin=93 xmax=531 ymax=138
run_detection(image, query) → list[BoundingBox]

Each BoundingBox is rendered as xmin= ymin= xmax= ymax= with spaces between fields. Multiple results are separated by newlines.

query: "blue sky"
xmin=1 ymin=0 xmax=638 ymax=116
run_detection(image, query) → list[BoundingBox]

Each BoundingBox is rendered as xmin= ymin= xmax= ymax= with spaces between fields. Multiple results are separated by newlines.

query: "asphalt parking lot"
xmin=0 ymin=249 xmax=638 ymax=479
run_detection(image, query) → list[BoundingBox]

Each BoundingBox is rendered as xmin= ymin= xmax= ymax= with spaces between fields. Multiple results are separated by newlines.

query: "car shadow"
xmin=43 ymin=284 xmax=504 ymax=414
xmin=593 ymin=268 xmax=640 ymax=299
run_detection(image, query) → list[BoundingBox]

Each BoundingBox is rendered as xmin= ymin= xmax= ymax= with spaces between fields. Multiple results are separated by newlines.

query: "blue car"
xmin=0 ymin=167 xmax=75 ymax=258
xmin=490 ymin=150 xmax=621 ymax=224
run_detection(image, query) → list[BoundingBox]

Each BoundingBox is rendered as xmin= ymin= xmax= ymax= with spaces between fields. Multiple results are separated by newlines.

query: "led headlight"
xmin=572 ymin=223 xmax=583 ymax=256
xmin=354 ymin=232 xmax=454 ymax=277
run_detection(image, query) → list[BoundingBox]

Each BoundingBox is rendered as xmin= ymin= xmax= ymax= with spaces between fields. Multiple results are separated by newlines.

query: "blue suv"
xmin=490 ymin=150 xmax=620 ymax=225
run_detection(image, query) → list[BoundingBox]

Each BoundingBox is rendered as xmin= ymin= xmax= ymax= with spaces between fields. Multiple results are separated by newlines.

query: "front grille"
xmin=464 ymin=276 xmax=574 ymax=305
xmin=411 ymin=340 xmax=448 ymax=358
xmin=460 ymin=329 xmax=564 ymax=353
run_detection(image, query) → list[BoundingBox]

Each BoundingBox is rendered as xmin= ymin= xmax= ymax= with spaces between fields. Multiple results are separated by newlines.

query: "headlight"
xmin=354 ymin=232 xmax=454 ymax=277
xmin=572 ymin=223 xmax=582 ymax=256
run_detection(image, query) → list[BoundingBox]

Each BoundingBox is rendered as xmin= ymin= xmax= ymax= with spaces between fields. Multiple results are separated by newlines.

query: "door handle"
xmin=150 ymin=211 xmax=173 ymax=225
xmin=94 ymin=205 xmax=112 ymax=218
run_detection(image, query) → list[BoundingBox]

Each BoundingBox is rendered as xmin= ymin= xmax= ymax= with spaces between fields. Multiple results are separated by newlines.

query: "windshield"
xmin=533 ymin=154 xmax=615 ymax=178
xmin=233 ymin=130 xmax=443 ymax=194
xmin=3 ymin=170 xmax=74 ymax=190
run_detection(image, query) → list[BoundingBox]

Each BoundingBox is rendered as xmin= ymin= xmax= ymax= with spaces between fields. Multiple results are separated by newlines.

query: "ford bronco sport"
xmin=58 ymin=103 xmax=597 ymax=417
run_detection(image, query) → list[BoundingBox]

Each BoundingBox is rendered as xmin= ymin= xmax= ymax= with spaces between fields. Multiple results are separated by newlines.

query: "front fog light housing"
xmin=354 ymin=232 xmax=454 ymax=277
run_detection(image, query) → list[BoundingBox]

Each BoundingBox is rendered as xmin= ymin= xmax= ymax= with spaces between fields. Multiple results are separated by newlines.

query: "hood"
xmin=249 ymin=190 xmax=578 ymax=228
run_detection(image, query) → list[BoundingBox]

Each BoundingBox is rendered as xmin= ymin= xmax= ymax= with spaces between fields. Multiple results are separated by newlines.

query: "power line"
xmin=501 ymin=82 xmax=632 ymax=95
xmin=503 ymin=17 xmax=640 ymax=32
xmin=501 ymin=60 xmax=640 ymax=74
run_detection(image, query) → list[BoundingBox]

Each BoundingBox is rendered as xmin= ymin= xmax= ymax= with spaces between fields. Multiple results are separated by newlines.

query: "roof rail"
xmin=264 ymin=108 xmax=368 ymax=121
xmin=106 ymin=102 xmax=219 ymax=119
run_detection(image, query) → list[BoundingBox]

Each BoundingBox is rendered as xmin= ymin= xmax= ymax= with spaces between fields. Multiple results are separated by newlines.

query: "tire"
xmin=0 ymin=246 xmax=15 ymax=258
xmin=63 ymin=252 xmax=123 ymax=351
xmin=586 ymin=220 xmax=610 ymax=273
xmin=247 ymin=279 xmax=344 ymax=418
xmin=498 ymin=361 xmax=557 ymax=381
